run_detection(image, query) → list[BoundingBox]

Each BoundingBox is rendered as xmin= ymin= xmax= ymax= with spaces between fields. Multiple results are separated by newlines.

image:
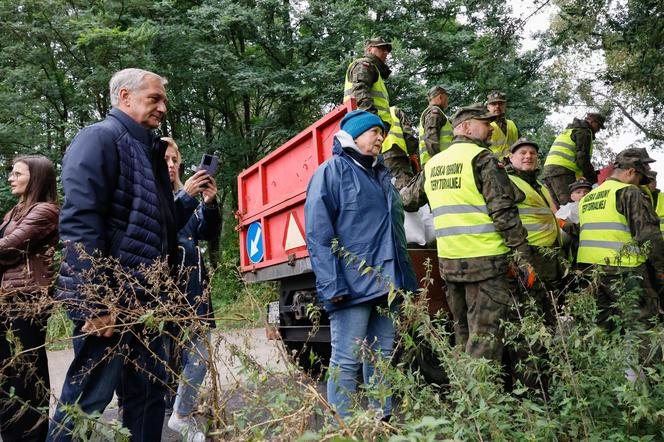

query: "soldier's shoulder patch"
xmin=360 ymin=61 xmax=371 ymax=68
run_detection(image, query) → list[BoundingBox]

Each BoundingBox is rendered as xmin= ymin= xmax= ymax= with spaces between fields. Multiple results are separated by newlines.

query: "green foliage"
xmin=215 ymin=262 xmax=664 ymax=441
xmin=46 ymin=305 xmax=75 ymax=351
xmin=547 ymin=0 xmax=664 ymax=143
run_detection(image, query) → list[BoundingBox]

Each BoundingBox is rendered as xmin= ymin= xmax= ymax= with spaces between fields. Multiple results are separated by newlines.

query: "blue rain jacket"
xmin=304 ymin=131 xmax=417 ymax=312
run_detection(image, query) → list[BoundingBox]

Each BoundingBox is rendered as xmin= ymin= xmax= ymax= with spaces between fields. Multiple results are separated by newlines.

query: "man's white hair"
xmin=109 ymin=68 xmax=168 ymax=107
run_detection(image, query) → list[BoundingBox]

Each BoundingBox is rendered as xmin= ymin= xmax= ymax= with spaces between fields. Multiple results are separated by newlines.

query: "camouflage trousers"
xmin=445 ymin=274 xmax=515 ymax=362
xmin=383 ymin=151 xmax=414 ymax=191
xmin=542 ymin=173 xmax=576 ymax=208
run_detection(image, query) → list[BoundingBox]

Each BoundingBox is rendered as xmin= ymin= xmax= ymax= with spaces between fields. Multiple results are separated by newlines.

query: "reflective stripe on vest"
xmin=343 ymin=59 xmax=391 ymax=124
xmin=577 ymin=180 xmax=646 ymax=267
xmin=509 ymin=174 xmax=560 ymax=247
xmin=543 ymin=128 xmax=593 ymax=177
xmin=418 ymin=105 xmax=453 ymax=166
xmin=489 ymin=119 xmax=518 ymax=160
xmin=381 ymin=106 xmax=407 ymax=154
xmin=424 ymin=142 xmax=509 ymax=259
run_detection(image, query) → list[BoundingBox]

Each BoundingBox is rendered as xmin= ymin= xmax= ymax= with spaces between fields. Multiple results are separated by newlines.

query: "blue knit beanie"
xmin=340 ymin=110 xmax=385 ymax=139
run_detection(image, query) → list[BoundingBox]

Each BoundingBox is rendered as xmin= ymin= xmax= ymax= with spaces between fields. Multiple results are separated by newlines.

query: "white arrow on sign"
xmin=250 ymin=226 xmax=262 ymax=257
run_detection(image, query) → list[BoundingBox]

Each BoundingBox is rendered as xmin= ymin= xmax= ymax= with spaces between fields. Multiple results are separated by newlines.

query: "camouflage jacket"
xmin=508 ymin=168 xmax=561 ymax=281
xmin=607 ymin=178 xmax=664 ymax=276
xmin=346 ymin=54 xmax=391 ymax=116
xmin=420 ymin=105 xmax=449 ymax=158
xmin=543 ymin=118 xmax=597 ymax=183
xmin=493 ymin=116 xmax=520 ymax=139
xmin=383 ymin=107 xmax=419 ymax=158
xmin=402 ymin=135 xmax=531 ymax=281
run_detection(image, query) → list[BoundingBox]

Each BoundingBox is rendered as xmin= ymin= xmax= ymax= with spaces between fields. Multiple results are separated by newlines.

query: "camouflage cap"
xmin=487 ymin=91 xmax=507 ymax=104
xmin=450 ymin=103 xmax=498 ymax=127
xmin=510 ymin=137 xmax=540 ymax=153
xmin=568 ymin=178 xmax=593 ymax=193
xmin=427 ymin=85 xmax=449 ymax=99
xmin=586 ymin=112 xmax=606 ymax=129
xmin=366 ymin=37 xmax=392 ymax=52
xmin=613 ymin=147 xmax=656 ymax=178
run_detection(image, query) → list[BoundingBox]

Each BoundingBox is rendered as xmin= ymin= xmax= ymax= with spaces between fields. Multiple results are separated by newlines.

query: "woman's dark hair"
xmin=13 ymin=155 xmax=58 ymax=211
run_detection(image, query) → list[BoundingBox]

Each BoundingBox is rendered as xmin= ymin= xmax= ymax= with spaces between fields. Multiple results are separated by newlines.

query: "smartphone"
xmin=198 ymin=154 xmax=219 ymax=178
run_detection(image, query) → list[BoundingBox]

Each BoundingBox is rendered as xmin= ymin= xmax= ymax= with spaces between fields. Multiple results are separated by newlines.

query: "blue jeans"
xmin=327 ymin=299 xmax=397 ymax=418
xmin=47 ymin=322 xmax=167 ymax=441
xmin=173 ymin=330 xmax=211 ymax=416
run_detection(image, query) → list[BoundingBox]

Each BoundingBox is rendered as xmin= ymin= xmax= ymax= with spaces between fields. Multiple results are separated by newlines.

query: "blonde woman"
xmin=163 ymin=138 xmax=220 ymax=441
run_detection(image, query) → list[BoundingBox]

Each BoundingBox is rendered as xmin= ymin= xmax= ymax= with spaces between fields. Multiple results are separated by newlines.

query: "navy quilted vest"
xmin=109 ymin=132 xmax=164 ymax=266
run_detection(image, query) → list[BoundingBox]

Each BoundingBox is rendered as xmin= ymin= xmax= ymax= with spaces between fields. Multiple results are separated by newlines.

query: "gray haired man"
xmin=48 ymin=68 xmax=201 ymax=441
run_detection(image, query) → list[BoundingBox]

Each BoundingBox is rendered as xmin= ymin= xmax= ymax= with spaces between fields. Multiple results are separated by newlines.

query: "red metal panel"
xmin=237 ymin=101 xmax=355 ymax=273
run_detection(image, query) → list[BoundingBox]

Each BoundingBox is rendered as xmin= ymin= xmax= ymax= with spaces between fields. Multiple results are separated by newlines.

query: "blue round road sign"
xmin=247 ymin=222 xmax=265 ymax=264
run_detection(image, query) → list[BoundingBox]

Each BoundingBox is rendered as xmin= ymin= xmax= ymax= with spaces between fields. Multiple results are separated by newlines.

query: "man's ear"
xmin=118 ymin=88 xmax=131 ymax=107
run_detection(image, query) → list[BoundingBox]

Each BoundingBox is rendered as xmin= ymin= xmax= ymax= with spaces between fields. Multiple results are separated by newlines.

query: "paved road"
xmin=45 ymin=328 xmax=288 ymax=441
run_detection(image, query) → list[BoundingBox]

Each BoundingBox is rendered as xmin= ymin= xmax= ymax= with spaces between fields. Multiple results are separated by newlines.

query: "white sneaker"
xmin=168 ymin=412 xmax=206 ymax=442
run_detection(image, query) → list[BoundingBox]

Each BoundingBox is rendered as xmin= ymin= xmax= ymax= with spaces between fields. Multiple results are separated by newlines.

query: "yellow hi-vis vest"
xmin=509 ymin=174 xmax=560 ymax=247
xmin=489 ymin=119 xmax=518 ymax=160
xmin=381 ymin=106 xmax=407 ymax=154
xmin=424 ymin=142 xmax=510 ymax=259
xmin=418 ymin=105 xmax=453 ymax=166
xmin=543 ymin=128 xmax=593 ymax=177
xmin=343 ymin=59 xmax=390 ymax=125
xmin=577 ymin=179 xmax=646 ymax=267
xmin=655 ymin=192 xmax=664 ymax=238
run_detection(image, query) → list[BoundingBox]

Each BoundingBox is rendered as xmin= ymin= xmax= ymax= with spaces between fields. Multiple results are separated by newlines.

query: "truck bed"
xmin=237 ymin=101 xmax=356 ymax=282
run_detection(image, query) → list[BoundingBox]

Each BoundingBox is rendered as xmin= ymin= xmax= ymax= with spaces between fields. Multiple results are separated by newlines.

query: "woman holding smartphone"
xmin=162 ymin=138 xmax=220 ymax=442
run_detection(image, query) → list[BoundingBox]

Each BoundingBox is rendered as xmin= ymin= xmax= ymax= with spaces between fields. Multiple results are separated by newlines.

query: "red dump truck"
xmin=236 ymin=100 xmax=446 ymax=373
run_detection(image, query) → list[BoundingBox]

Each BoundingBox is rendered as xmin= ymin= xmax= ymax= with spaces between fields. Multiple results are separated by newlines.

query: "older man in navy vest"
xmin=48 ymin=68 xmax=209 ymax=441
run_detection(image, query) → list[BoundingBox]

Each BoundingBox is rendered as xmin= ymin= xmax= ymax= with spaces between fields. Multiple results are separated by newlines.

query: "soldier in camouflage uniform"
xmin=542 ymin=113 xmax=605 ymax=208
xmin=486 ymin=91 xmax=520 ymax=160
xmin=505 ymin=138 xmax=561 ymax=390
xmin=343 ymin=38 xmax=393 ymax=128
xmin=405 ymin=104 xmax=532 ymax=362
xmin=382 ymin=106 xmax=419 ymax=190
xmin=577 ymin=148 xmax=664 ymax=336
xmin=418 ymin=86 xmax=453 ymax=166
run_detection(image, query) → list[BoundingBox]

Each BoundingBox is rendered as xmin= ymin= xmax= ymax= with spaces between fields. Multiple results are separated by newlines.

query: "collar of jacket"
xmin=365 ymin=53 xmax=391 ymax=80
xmin=452 ymin=134 xmax=491 ymax=149
xmin=511 ymin=167 xmax=540 ymax=186
xmin=568 ymin=117 xmax=596 ymax=139
xmin=109 ymin=108 xmax=159 ymax=148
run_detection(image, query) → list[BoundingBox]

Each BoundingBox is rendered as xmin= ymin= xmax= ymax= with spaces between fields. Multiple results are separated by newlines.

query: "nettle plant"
xmin=3 ymin=247 xmax=664 ymax=440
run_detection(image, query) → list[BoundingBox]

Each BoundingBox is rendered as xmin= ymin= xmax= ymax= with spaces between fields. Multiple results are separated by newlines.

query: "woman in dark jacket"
xmin=0 ymin=155 xmax=58 ymax=442
xmin=162 ymin=138 xmax=220 ymax=442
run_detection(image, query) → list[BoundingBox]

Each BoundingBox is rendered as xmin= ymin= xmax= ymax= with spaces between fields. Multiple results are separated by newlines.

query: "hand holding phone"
xmin=198 ymin=154 xmax=219 ymax=177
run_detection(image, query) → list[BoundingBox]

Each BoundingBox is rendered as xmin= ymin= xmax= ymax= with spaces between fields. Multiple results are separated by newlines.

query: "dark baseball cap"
xmin=569 ymin=178 xmax=593 ymax=193
xmin=366 ymin=37 xmax=392 ymax=52
xmin=613 ymin=148 xmax=656 ymax=178
xmin=586 ymin=112 xmax=606 ymax=129
xmin=450 ymin=103 xmax=498 ymax=127
xmin=487 ymin=91 xmax=507 ymax=104
xmin=510 ymin=137 xmax=540 ymax=153
xmin=427 ymin=85 xmax=449 ymax=99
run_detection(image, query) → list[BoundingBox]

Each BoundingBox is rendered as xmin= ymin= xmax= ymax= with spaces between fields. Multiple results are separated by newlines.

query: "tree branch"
xmin=594 ymin=90 xmax=664 ymax=141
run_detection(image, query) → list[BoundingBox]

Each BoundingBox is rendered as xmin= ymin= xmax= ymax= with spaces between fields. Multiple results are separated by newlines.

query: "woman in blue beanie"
xmin=304 ymin=110 xmax=418 ymax=420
